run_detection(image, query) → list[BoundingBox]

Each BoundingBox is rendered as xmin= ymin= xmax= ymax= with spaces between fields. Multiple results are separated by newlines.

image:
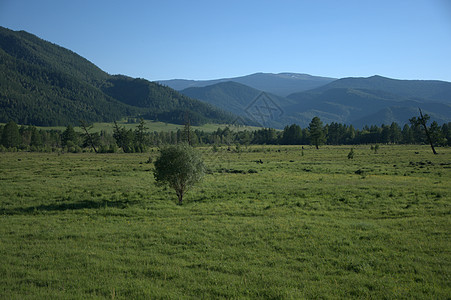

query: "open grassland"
xmin=0 ymin=120 xmax=260 ymax=134
xmin=0 ymin=145 xmax=450 ymax=299
xmin=73 ymin=120 xmax=259 ymax=134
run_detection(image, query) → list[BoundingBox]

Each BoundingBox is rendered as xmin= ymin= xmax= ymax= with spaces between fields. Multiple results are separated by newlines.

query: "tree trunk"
xmin=177 ymin=192 xmax=183 ymax=205
xmin=80 ymin=120 xmax=98 ymax=153
xmin=419 ymin=108 xmax=437 ymax=155
xmin=423 ymin=124 xmax=437 ymax=155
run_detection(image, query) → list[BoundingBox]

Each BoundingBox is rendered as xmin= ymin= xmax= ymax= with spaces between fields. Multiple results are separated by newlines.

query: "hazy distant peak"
xmin=160 ymin=72 xmax=337 ymax=97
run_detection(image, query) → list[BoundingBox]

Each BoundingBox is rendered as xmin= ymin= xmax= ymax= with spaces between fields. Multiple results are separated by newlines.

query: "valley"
xmin=1 ymin=25 xmax=450 ymax=300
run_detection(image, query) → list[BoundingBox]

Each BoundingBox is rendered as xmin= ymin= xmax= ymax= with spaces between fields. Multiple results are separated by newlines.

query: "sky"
xmin=1 ymin=0 xmax=450 ymax=81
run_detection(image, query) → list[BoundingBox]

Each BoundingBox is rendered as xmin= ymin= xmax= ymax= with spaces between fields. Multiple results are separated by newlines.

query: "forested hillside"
xmin=0 ymin=27 xmax=237 ymax=126
xmin=102 ymin=76 xmax=236 ymax=125
xmin=286 ymin=87 xmax=451 ymax=128
xmin=310 ymin=75 xmax=451 ymax=102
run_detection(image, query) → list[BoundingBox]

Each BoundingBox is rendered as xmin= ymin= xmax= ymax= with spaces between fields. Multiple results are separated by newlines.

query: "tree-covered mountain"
xmin=286 ymin=76 xmax=451 ymax=127
xmin=181 ymin=81 xmax=294 ymax=116
xmin=286 ymin=88 xmax=451 ymax=128
xmin=0 ymin=26 xmax=237 ymax=126
xmin=100 ymin=75 xmax=237 ymax=125
xmin=160 ymin=72 xmax=336 ymax=97
xmin=350 ymin=104 xmax=451 ymax=129
xmin=181 ymin=81 xmax=300 ymax=128
xmin=309 ymin=75 xmax=451 ymax=103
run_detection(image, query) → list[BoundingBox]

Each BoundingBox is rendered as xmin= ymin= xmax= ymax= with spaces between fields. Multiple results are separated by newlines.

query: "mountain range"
xmin=159 ymin=72 xmax=336 ymax=97
xmin=167 ymin=74 xmax=451 ymax=128
xmin=1 ymin=26 xmax=450 ymax=129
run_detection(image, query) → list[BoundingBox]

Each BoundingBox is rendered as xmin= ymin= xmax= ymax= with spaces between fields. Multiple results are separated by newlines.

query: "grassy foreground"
xmin=0 ymin=145 xmax=450 ymax=299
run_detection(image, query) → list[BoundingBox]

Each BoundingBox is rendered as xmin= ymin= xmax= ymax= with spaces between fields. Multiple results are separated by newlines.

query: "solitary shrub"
xmin=154 ymin=144 xmax=205 ymax=205
xmin=371 ymin=144 xmax=379 ymax=154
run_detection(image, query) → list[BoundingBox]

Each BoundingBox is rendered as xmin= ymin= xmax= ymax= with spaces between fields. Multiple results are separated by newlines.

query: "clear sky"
xmin=1 ymin=0 xmax=450 ymax=81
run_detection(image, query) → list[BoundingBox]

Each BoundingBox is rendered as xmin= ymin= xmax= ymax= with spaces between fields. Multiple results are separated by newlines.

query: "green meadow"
xmin=73 ymin=120 xmax=258 ymax=134
xmin=2 ymin=120 xmax=259 ymax=134
xmin=0 ymin=145 xmax=449 ymax=299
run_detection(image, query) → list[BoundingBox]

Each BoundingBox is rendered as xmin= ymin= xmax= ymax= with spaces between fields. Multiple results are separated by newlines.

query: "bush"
xmin=154 ymin=144 xmax=205 ymax=205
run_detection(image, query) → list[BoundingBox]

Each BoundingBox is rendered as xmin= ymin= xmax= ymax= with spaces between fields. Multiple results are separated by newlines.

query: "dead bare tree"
xmin=409 ymin=108 xmax=437 ymax=155
xmin=79 ymin=120 xmax=98 ymax=153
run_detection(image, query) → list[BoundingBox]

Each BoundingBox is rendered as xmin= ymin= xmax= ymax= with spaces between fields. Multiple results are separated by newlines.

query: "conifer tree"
xmin=1 ymin=121 xmax=21 ymax=148
xmin=308 ymin=117 xmax=326 ymax=149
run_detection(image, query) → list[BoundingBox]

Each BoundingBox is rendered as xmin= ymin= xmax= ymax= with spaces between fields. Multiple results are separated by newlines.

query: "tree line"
xmin=1 ymin=116 xmax=450 ymax=153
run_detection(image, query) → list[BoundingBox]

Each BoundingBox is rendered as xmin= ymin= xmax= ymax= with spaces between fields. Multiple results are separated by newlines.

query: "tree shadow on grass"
xmin=0 ymin=199 xmax=138 ymax=215
xmin=189 ymin=195 xmax=210 ymax=204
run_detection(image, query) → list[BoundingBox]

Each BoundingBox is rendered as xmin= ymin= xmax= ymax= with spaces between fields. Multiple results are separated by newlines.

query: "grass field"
xmin=0 ymin=145 xmax=450 ymax=299
xmin=0 ymin=120 xmax=260 ymax=134
xmin=73 ymin=120 xmax=260 ymax=134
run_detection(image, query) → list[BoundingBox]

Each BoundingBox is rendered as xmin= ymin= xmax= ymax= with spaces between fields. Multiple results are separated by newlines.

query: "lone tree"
xmin=308 ymin=117 xmax=326 ymax=149
xmin=154 ymin=143 xmax=205 ymax=205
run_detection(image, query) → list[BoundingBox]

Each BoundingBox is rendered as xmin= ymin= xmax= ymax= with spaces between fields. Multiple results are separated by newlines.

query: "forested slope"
xmin=0 ymin=27 xmax=237 ymax=126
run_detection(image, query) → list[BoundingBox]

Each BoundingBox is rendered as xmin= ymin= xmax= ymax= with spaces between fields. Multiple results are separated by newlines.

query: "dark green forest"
xmin=0 ymin=27 xmax=236 ymax=126
xmin=1 ymin=117 xmax=450 ymax=153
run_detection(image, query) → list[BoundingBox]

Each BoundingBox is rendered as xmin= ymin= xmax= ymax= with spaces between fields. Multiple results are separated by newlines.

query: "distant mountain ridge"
xmin=181 ymin=81 xmax=298 ymax=128
xmin=181 ymin=81 xmax=296 ymax=115
xmin=181 ymin=81 xmax=264 ymax=116
xmin=309 ymin=75 xmax=451 ymax=103
xmin=174 ymin=74 xmax=451 ymax=128
xmin=160 ymin=72 xmax=336 ymax=97
xmin=0 ymin=26 xmax=237 ymax=126
xmin=286 ymin=86 xmax=451 ymax=128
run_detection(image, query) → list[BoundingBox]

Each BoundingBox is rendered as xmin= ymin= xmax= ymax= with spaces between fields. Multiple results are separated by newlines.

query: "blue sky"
xmin=1 ymin=0 xmax=450 ymax=81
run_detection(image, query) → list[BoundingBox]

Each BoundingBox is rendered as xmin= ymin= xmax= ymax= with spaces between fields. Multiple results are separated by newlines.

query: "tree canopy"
xmin=153 ymin=144 xmax=205 ymax=205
